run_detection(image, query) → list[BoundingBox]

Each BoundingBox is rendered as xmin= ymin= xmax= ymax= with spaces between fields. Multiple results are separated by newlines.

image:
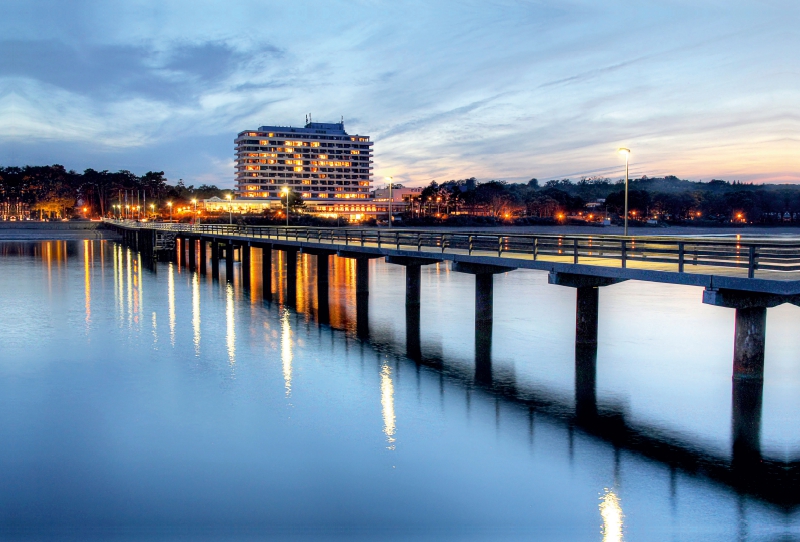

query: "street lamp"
xmin=281 ymin=187 xmax=290 ymax=226
xmin=150 ymin=204 xmax=155 ymax=220
xmin=225 ymin=194 xmax=232 ymax=225
xmin=167 ymin=201 xmax=173 ymax=223
xmin=385 ymin=176 xmax=393 ymax=227
xmin=618 ymin=148 xmax=631 ymax=236
xmin=191 ymin=199 xmax=198 ymax=227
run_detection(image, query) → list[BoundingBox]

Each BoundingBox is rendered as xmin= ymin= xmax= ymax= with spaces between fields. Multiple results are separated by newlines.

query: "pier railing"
xmin=111 ymin=221 xmax=800 ymax=279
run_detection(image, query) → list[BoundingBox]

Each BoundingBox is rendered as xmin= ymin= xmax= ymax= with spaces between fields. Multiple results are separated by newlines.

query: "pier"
xmin=107 ymin=221 xmax=800 ymax=504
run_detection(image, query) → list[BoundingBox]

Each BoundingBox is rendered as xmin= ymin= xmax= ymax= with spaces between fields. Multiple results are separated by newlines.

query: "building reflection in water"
xmin=116 ymin=245 xmax=124 ymax=322
xmin=192 ymin=273 xmax=201 ymax=356
xmin=126 ymin=249 xmax=133 ymax=326
xmin=380 ymin=362 xmax=396 ymax=449
xmin=226 ymin=282 xmax=236 ymax=366
xmin=600 ymin=489 xmax=624 ymax=542
xmin=83 ymin=240 xmax=92 ymax=328
xmin=168 ymin=263 xmax=176 ymax=346
xmin=281 ymin=308 xmax=292 ymax=397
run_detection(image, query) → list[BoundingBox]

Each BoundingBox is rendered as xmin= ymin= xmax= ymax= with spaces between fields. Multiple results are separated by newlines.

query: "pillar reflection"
xmin=168 ymin=263 xmax=176 ymax=346
xmin=381 ymin=362 xmax=396 ymax=449
xmin=575 ymin=343 xmax=598 ymax=421
xmin=732 ymin=378 xmax=763 ymax=468
xmin=281 ymin=308 xmax=293 ymax=397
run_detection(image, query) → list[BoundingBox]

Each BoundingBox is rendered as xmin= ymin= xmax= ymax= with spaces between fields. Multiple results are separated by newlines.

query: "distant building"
xmin=233 ymin=119 xmax=374 ymax=219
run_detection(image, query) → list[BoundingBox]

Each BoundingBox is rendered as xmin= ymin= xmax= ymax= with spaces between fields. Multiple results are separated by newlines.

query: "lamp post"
xmin=385 ymin=176 xmax=393 ymax=227
xmin=225 ymin=194 xmax=232 ymax=225
xmin=150 ymin=204 xmax=155 ymax=221
xmin=191 ymin=199 xmax=197 ymax=227
xmin=618 ymin=148 xmax=631 ymax=236
xmin=167 ymin=201 xmax=173 ymax=223
xmin=281 ymin=187 xmax=290 ymax=226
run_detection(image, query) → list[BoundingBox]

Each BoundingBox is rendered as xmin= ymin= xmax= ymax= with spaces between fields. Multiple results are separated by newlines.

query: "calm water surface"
xmin=1 ymin=239 xmax=799 ymax=541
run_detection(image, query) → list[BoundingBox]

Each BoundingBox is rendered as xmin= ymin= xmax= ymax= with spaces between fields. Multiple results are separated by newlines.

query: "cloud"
xmin=0 ymin=0 xmax=798 ymax=186
xmin=0 ymin=39 xmax=276 ymax=102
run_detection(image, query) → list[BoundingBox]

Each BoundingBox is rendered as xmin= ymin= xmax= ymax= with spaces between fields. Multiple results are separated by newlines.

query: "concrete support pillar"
xmin=211 ymin=241 xmax=220 ymax=280
xmin=285 ymin=249 xmax=298 ymax=306
xmin=241 ymin=243 xmax=251 ymax=288
xmin=475 ymin=273 xmax=493 ymax=327
xmin=549 ymin=272 xmax=624 ymax=420
xmin=261 ymin=245 xmax=272 ymax=301
xmin=199 ymin=239 xmax=207 ymax=275
xmin=576 ymin=286 xmax=600 ymax=346
xmin=225 ymin=240 xmax=234 ymax=282
xmin=702 ymin=288 xmax=781 ymax=468
xmin=188 ymin=238 xmax=196 ymax=271
xmin=406 ymin=265 xmax=421 ymax=307
xmin=733 ymin=306 xmax=767 ymax=380
xmin=452 ymin=262 xmax=516 ymax=386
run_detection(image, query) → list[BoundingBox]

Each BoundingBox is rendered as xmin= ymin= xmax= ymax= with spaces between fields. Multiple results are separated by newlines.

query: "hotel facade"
xmin=231 ymin=120 xmax=380 ymax=219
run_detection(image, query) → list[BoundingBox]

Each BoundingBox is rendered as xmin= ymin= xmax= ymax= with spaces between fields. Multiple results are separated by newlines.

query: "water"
xmin=1 ymin=239 xmax=799 ymax=541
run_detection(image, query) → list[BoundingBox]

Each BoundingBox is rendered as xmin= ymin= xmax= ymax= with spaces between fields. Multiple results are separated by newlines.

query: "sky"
xmin=1 ymin=0 xmax=797 ymax=188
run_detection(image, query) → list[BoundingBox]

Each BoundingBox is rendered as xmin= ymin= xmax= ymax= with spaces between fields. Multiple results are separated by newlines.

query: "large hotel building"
xmin=230 ymin=120 xmax=377 ymax=218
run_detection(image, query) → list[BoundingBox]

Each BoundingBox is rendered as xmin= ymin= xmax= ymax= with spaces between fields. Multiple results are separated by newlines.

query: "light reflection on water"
xmin=281 ymin=307 xmax=293 ymax=397
xmin=381 ymin=362 xmax=396 ymax=449
xmin=600 ymin=489 xmax=624 ymax=542
xmin=0 ymin=239 xmax=799 ymax=540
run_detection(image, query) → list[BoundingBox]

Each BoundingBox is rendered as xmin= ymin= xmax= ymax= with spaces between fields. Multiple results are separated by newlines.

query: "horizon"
xmin=2 ymin=1 xmax=798 ymax=188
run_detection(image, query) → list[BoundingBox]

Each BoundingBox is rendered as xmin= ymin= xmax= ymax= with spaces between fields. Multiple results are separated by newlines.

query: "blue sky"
xmin=1 ymin=0 xmax=797 ymax=188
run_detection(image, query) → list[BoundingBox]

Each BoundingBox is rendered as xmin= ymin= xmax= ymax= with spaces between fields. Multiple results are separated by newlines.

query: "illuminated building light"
xmin=234 ymin=117 xmax=372 ymax=206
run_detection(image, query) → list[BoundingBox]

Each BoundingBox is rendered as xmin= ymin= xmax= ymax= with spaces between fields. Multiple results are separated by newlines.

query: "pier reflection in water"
xmin=1 ymin=239 xmax=800 ymax=539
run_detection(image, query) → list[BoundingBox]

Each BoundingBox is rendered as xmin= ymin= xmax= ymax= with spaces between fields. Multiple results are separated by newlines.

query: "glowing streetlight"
xmin=225 ymin=193 xmax=232 ymax=225
xmin=618 ymin=148 xmax=631 ymax=236
xmin=150 ymin=203 xmax=155 ymax=220
xmin=191 ymin=198 xmax=198 ymax=227
xmin=385 ymin=176 xmax=393 ymax=227
xmin=281 ymin=187 xmax=290 ymax=226
xmin=167 ymin=201 xmax=173 ymax=223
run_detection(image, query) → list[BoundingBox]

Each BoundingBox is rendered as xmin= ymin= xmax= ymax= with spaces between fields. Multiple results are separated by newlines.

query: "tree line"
xmin=410 ymin=176 xmax=800 ymax=224
xmin=0 ymin=165 xmax=229 ymax=219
